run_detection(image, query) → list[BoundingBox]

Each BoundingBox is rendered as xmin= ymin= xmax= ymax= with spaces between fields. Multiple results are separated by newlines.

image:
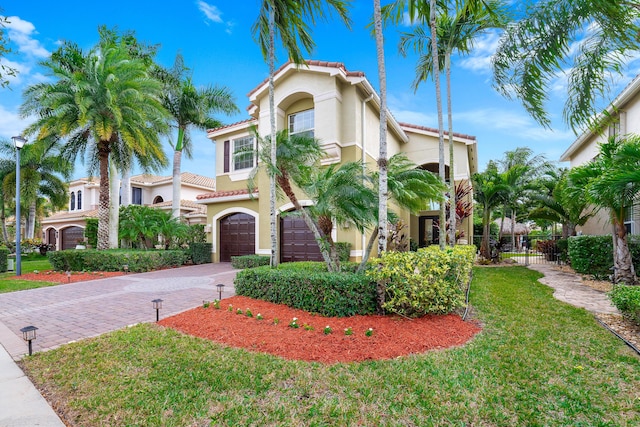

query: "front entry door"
xmin=418 ymin=216 xmax=439 ymax=248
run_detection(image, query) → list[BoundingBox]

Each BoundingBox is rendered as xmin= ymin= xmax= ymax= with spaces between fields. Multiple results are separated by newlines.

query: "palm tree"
xmin=398 ymin=0 xmax=507 ymax=246
xmin=0 ymin=137 xmax=71 ymax=239
xmin=161 ymin=54 xmax=239 ymax=218
xmin=493 ymin=0 xmax=640 ymax=130
xmin=252 ymin=0 xmax=351 ymax=268
xmin=20 ymin=28 xmax=169 ymax=250
xmin=472 ymin=161 xmax=509 ymax=260
xmin=358 ymin=153 xmax=446 ymax=272
xmin=568 ymin=136 xmax=640 ymax=285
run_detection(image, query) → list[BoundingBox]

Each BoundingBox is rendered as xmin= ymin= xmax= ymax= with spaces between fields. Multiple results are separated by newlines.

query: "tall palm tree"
xmin=20 ymin=28 xmax=169 ymax=250
xmin=472 ymin=161 xmax=509 ymax=260
xmin=568 ymin=136 xmax=640 ymax=285
xmin=252 ymin=0 xmax=351 ymax=268
xmin=0 ymin=137 xmax=71 ymax=239
xmin=161 ymin=53 xmax=239 ymax=218
xmin=493 ymin=0 xmax=640 ymax=130
xmin=398 ymin=0 xmax=508 ymax=246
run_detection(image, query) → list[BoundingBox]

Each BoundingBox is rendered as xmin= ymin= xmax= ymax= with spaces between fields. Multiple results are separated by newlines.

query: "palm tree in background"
xmin=493 ymin=0 xmax=640 ymax=130
xmin=398 ymin=0 xmax=508 ymax=246
xmin=472 ymin=161 xmax=509 ymax=260
xmin=20 ymin=27 xmax=169 ymax=250
xmin=252 ymin=0 xmax=351 ymax=267
xmin=161 ymin=53 xmax=239 ymax=218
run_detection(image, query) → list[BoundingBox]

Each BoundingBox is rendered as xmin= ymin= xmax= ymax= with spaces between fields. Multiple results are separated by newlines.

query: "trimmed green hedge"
xmin=609 ymin=285 xmax=640 ymax=326
xmin=234 ymin=263 xmax=376 ymax=317
xmin=367 ymin=245 xmax=476 ymax=317
xmin=568 ymin=236 xmax=613 ymax=277
xmin=190 ymin=243 xmax=212 ymax=265
xmin=0 ymin=247 xmax=8 ymax=272
xmin=231 ymin=255 xmax=270 ymax=269
xmin=335 ymin=242 xmax=352 ymax=262
xmin=47 ymin=249 xmax=186 ymax=272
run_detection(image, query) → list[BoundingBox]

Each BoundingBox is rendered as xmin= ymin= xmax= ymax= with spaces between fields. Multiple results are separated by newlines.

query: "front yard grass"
xmin=20 ymin=266 xmax=640 ymax=426
xmin=0 ymin=255 xmax=56 ymax=293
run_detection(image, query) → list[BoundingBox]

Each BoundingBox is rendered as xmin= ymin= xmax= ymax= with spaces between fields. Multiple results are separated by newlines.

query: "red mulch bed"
xmin=160 ymin=295 xmax=481 ymax=364
xmin=8 ymin=270 xmax=126 ymax=283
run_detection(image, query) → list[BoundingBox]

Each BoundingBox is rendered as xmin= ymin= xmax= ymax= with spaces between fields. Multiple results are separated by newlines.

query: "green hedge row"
xmin=568 ymin=235 xmax=640 ymax=278
xmin=367 ymin=245 xmax=476 ymax=317
xmin=0 ymin=247 xmax=8 ymax=272
xmin=47 ymin=249 xmax=186 ymax=272
xmin=609 ymin=285 xmax=640 ymax=326
xmin=190 ymin=243 xmax=212 ymax=265
xmin=234 ymin=263 xmax=376 ymax=317
xmin=231 ymin=255 xmax=270 ymax=269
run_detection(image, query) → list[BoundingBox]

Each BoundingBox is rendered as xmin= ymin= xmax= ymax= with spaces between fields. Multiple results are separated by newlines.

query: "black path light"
xmin=152 ymin=298 xmax=163 ymax=322
xmin=20 ymin=325 xmax=38 ymax=356
xmin=123 ymin=264 xmax=129 ymax=274
xmin=216 ymin=283 xmax=225 ymax=300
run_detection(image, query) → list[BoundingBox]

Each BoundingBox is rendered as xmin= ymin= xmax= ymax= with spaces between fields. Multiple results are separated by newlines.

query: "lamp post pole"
xmin=12 ymin=136 xmax=26 ymax=276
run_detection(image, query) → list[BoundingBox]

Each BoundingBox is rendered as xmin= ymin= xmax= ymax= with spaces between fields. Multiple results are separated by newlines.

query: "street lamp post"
xmin=12 ymin=136 xmax=26 ymax=276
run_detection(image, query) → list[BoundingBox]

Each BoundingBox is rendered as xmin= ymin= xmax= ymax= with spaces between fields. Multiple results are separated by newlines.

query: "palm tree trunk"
xmin=121 ymin=167 xmax=131 ymax=206
xmin=481 ymin=208 xmax=492 ymax=260
xmin=108 ymin=157 xmax=120 ymax=249
xmin=97 ymin=142 xmax=111 ymax=250
xmin=430 ymin=0 xmax=446 ymax=250
xmin=172 ymin=144 xmax=182 ymax=219
xmin=510 ymin=209 xmax=516 ymax=251
xmin=27 ymin=201 xmax=36 ymax=239
xmin=374 ymin=0 xmax=388 ymax=258
xmin=268 ymin=4 xmax=279 ymax=268
xmin=172 ymin=126 xmax=185 ymax=218
xmin=0 ymin=192 xmax=7 ymax=244
xmin=613 ymin=217 xmax=637 ymax=285
xmin=357 ymin=227 xmax=379 ymax=273
xmin=446 ymin=52 xmax=456 ymax=246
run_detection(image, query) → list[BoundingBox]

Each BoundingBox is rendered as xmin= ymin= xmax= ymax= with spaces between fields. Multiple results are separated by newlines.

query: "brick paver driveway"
xmin=0 ymin=263 xmax=238 ymax=359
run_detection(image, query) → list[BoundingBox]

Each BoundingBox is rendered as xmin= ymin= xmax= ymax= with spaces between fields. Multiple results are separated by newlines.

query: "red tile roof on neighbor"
xmin=399 ymin=122 xmax=476 ymax=141
xmin=196 ymin=189 xmax=257 ymax=200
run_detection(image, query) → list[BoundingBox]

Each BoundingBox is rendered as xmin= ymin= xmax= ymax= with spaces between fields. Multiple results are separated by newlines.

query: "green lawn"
xmin=20 ymin=266 xmax=640 ymax=426
xmin=0 ymin=254 xmax=57 ymax=293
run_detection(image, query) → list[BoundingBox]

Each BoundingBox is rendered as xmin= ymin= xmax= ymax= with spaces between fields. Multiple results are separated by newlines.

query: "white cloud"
xmin=0 ymin=105 xmax=33 ymax=139
xmin=197 ymin=1 xmax=223 ymax=24
xmin=5 ymin=16 xmax=50 ymax=58
xmin=459 ymin=31 xmax=501 ymax=74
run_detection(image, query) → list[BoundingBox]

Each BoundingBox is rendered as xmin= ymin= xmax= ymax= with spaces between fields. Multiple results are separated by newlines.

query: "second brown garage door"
xmin=219 ymin=213 xmax=255 ymax=262
xmin=61 ymin=226 xmax=85 ymax=250
xmin=280 ymin=214 xmax=323 ymax=263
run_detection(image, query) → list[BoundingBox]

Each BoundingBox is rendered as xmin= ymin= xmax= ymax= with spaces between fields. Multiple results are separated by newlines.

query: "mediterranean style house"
xmin=197 ymin=60 xmax=478 ymax=263
xmin=41 ymin=172 xmax=215 ymax=250
xmin=560 ymin=74 xmax=640 ymax=236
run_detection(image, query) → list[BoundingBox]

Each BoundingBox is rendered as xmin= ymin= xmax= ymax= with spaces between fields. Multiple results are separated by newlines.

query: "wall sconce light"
xmin=152 ymin=298 xmax=163 ymax=322
xmin=20 ymin=325 xmax=38 ymax=356
xmin=216 ymin=283 xmax=225 ymax=300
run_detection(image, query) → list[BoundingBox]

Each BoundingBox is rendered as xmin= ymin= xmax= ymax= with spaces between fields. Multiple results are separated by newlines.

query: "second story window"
xmin=70 ymin=192 xmax=75 ymax=210
xmin=233 ymin=136 xmax=255 ymax=171
xmin=77 ymin=190 xmax=82 ymax=210
xmin=289 ymin=109 xmax=314 ymax=138
xmin=132 ymin=187 xmax=142 ymax=205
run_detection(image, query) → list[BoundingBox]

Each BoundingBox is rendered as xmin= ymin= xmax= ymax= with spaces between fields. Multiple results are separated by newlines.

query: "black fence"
xmin=475 ymin=235 xmax=566 ymax=265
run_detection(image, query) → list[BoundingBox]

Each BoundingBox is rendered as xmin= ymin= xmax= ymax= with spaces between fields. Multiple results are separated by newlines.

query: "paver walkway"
xmin=527 ymin=263 xmax=619 ymax=315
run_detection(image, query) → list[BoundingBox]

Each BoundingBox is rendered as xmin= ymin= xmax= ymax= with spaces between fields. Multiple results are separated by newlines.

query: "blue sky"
xmin=1 ymin=1 xmax=639 ymax=180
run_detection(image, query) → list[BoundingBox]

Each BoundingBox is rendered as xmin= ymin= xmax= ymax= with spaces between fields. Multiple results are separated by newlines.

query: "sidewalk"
xmin=0 ymin=262 xmax=238 ymax=427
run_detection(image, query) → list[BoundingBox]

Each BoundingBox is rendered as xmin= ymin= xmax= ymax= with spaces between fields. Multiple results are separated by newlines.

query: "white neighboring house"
xmin=41 ymin=172 xmax=215 ymax=250
xmin=560 ymin=74 xmax=640 ymax=236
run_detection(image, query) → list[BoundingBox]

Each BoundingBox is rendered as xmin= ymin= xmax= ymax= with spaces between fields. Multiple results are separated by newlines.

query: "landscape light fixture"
xmin=123 ymin=264 xmax=129 ymax=274
xmin=152 ymin=298 xmax=163 ymax=322
xmin=12 ymin=135 xmax=27 ymax=276
xmin=20 ymin=325 xmax=38 ymax=356
xmin=66 ymin=270 xmax=71 ymax=283
xmin=216 ymin=283 xmax=225 ymax=300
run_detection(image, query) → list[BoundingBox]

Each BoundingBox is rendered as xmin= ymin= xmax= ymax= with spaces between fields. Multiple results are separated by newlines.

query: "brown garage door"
xmin=61 ymin=226 xmax=84 ymax=250
xmin=220 ymin=213 xmax=255 ymax=262
xmin=280 ymin=214 xmax=323 ymax=263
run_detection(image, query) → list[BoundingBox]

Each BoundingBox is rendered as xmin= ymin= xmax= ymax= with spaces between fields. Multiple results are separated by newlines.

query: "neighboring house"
xmin=41 ymin=172 xmax=215 ymax=250
xmin=197 ymin=60 xmax=478 ymax=263
xmin=560 ymin=74 xmax=640 ymax=236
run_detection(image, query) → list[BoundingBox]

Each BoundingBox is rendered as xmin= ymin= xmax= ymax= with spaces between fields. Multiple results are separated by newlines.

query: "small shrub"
xmin=367 ymin=245 xmax=475 ymax=317
xmin=190 ymin=242 xmax=212 ymax=265
xmin=609 ymin=285 xmax=640 ymax=326
xmin=0 ymin=247 xmax=9 ymax=272
xmin=231 ymin=255 xmax=270 ymax=269
xmin=537 ymin=240 xmax=558 ymax=261
xmin=335 ymin=242 xmax=352 ymax=262
xmin=568 ymin=236 xmax=613 ymax=277
xmin=556 ymin=238 xmax=569 ymax=264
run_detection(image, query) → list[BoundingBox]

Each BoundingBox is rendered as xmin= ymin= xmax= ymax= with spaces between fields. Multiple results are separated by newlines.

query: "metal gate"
xmin=498 ymin=235 xmax=565 ymax=266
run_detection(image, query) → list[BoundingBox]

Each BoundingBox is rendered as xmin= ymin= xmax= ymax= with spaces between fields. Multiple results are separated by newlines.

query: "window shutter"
xmin=223 ymin=140 xmax=230 ymax=173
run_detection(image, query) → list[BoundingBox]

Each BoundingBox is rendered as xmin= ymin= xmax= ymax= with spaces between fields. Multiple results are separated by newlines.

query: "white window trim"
xmin=231 ymin=135 xmax=256 ymax=173
xmin=288 ymin=109 xmax=314 ymax=137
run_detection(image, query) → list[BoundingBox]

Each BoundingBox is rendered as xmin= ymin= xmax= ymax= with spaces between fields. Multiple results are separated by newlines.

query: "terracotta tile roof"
xmin=207 ymin=118 xmax=256 ymax=134
xmin=247 ymin=60 xmax=365 ymax=98
xmin=196 ymin=189 xmax=256 ymax=200
xmin=128 ymin=172 xmax=215 ymax=189
xmin=399 ymin=122 xmax=476 ymax=141
xmin=41 ymin=209 xmax=98 ymax=222
xmin=149 ymin=199 xmax=207 ymax=213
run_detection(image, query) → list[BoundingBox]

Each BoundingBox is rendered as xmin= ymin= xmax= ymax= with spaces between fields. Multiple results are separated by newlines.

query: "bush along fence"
xmin=568 ymin=235 xmax=640 ymax=279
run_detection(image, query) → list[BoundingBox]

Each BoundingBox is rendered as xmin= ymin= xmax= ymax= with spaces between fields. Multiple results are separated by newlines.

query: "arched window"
xmin=77 ymin=190 xmax=82 ymax=210
xmin=153 ymin=196 xmax=164 ymax=204
xmin=70 ymin=192 xmax=75 ymax=210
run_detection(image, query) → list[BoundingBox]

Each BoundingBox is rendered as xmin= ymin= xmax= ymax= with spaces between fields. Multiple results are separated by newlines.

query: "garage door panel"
xmin=61 ymin=226 xmax=84 ymax=250
xmin=220 ymin=213 xmax=255 ymax=262
xmin=280 ymin=214 xmax=323 ymax=263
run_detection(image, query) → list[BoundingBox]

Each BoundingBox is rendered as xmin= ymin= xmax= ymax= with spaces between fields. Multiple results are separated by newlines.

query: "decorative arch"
xmin=153 ymin=195 xmax=164 ymax=204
